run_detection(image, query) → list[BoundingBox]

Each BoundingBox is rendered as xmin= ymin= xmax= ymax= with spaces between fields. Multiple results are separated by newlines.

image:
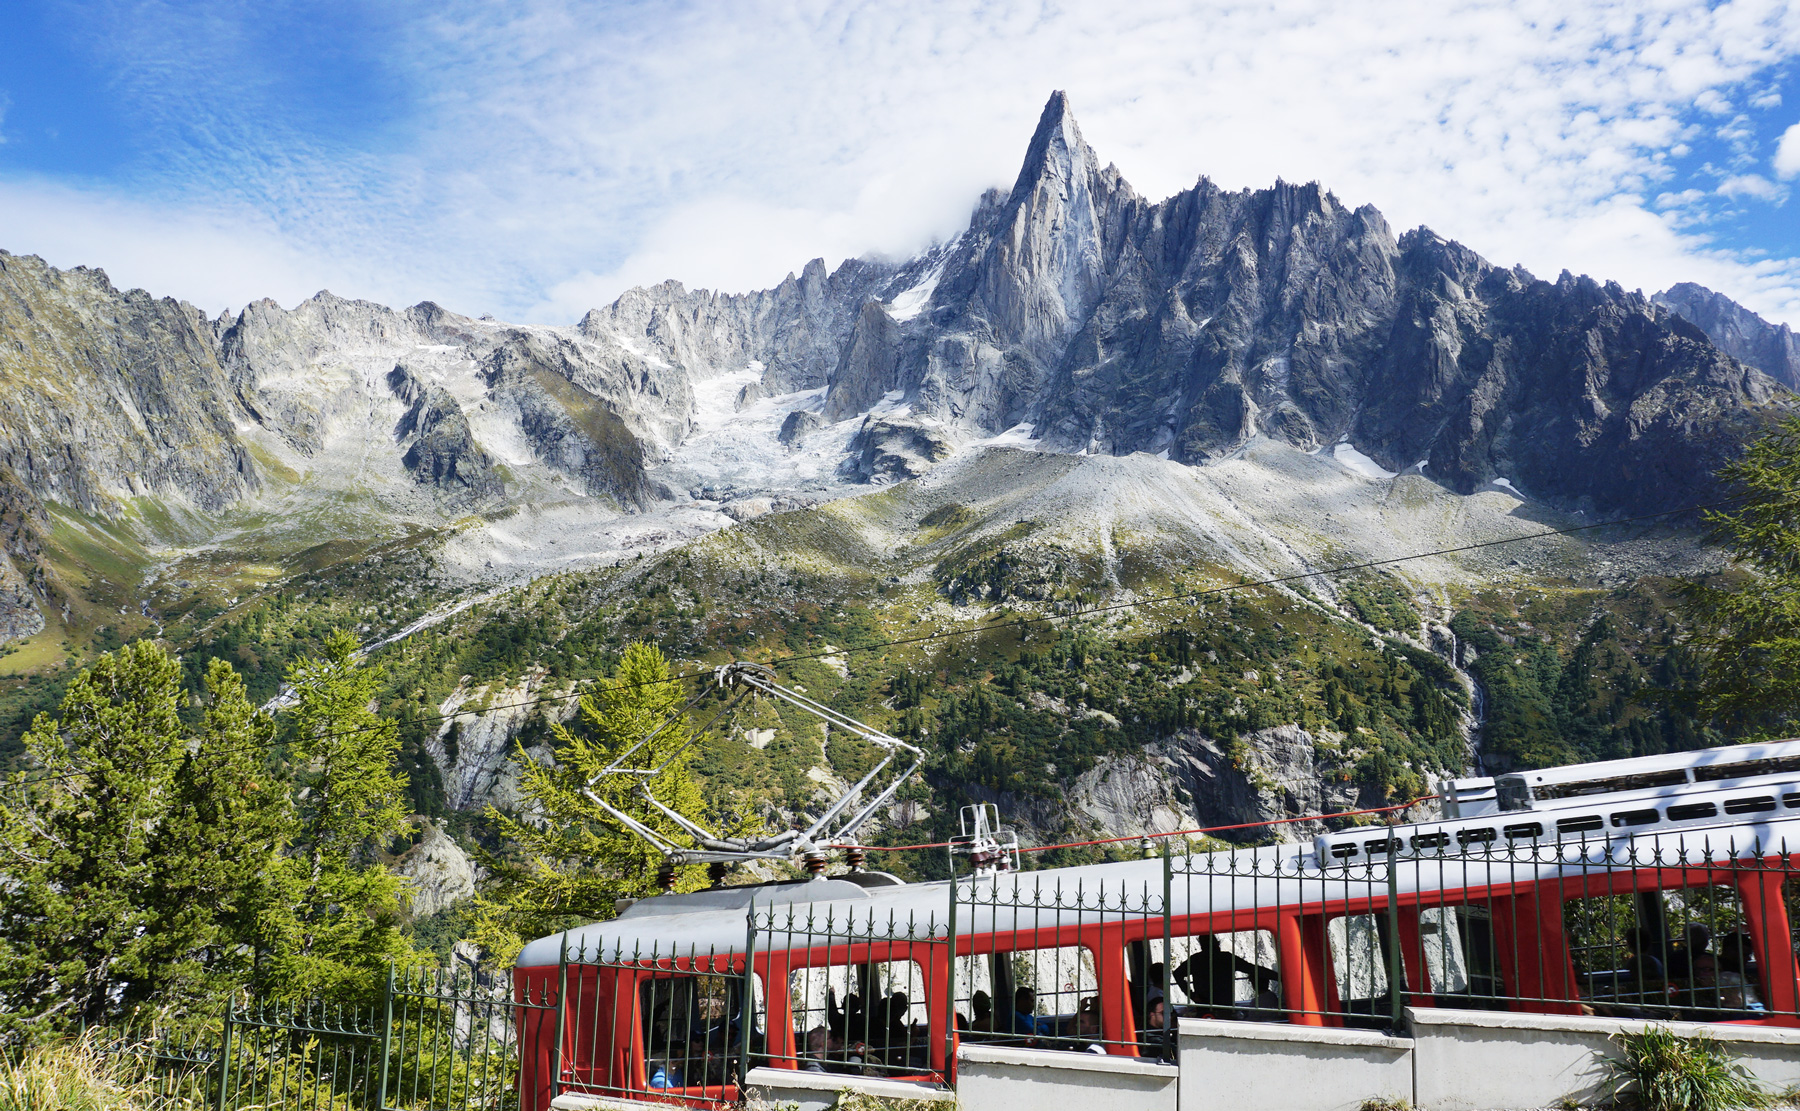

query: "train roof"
xmin=516 ymin=740 xmax=1800 ymax=969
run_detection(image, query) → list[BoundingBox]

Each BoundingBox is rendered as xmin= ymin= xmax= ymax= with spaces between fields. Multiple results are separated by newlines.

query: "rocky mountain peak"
xmin=1654 ymin=282 xmax=1800 ymax=391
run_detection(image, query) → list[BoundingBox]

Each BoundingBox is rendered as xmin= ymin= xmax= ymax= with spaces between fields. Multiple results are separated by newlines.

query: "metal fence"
xmin=132 ymin=963 xmax=550 ymax=1111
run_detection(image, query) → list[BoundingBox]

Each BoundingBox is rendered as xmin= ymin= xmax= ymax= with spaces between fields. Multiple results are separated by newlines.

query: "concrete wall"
xmin=956 ymin=1043 xmax=1179 ymax=1111
xmin=1176 ymin=1019 xmax=1413 ymax=1111
xmin=1409 ymin=1008 xmax=1800 ymax=1111
xmin=741 ymin=1066 xmax=955 ymax=1111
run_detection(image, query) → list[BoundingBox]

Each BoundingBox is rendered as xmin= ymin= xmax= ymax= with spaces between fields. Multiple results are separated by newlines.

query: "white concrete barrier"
xmin=1176 ymin=1018 xmax=1413 ymax=1111
xmin=1409 ymin=1008 xmax=1800 ymax=1111
xmin=742 ymin=1066 xmax=956 ymax=1111
xmin=957 ymin=1042 xmax=1178 ymax=1111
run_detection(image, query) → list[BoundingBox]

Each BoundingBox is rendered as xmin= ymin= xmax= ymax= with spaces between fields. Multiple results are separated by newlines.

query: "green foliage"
xmin=1603 ymin=1026 xmax=1774 ymax=1111
xmin=139 ymin=659 xmax=293 ymax=1008
xmin=257 ymin=630 xmax=415 ymax=1001
xmin=1681 ymin=415 xmax=1800 ymax=738
xmin=473 ymin=642 xmax=716 ymax=963
xmin=1341 ymin=578 xmax=1420 ymax=634
xmin=0 ymin=643 xmax=193 ymax=1035
xmin=1452 ymin=582 xmax=1717 ymax=772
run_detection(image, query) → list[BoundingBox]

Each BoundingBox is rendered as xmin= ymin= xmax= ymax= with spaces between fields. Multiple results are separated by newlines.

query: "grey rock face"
xmin=1069 ymin=723 xmax=1367 ymax=842
xmin=393 ymin=819 xmax=477 ymax=918
xmin=387 ymin=366 xmax=503 ymax=501
xmin=778 ymin=409 xmax=827 ymax=445
xmin=0 ymin=252 xmax=257 ymax=517
xmin=1654 ymin=282 xmax=1800 ymax=391
xmin=818 ymin=92 xmax=1786 ymax=516
xmin=845 ymin=418 xmax=955 ymax=482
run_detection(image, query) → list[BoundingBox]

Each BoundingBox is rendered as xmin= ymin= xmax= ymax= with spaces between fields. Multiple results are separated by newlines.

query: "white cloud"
xmin=0 ymin=179 xmax=400 ymax=316
xmin=1695 ymin=89 xmax=1734 ymax=115
xmin=1719 ymin=173 xmax=1782 ymax=199
xmin=15 ymin=0 xmax=1800 ymax=325
xmin=1775 ymin=121 xmax=1800 ymax=178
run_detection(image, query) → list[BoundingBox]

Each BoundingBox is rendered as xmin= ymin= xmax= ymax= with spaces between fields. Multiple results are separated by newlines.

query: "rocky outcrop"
xmin=1071 ymin=724 xmax=1368 ymax=841
xmin=393 ymin=819 xmax=477 ymax=918
xmin=388 ymin=366 xmax=503 ymax=501
xmin=429 ymin=672 xmax=578 ymax=812
xmin=845 ymin=418 xmax=955 ymax=482
xmin=1654 ymin=282 xmax=1800 ymax=391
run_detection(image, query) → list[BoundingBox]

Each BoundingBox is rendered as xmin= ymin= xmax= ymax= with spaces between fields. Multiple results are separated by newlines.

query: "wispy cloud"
xmin=6 ymin=1 xmax=1800 ymax=324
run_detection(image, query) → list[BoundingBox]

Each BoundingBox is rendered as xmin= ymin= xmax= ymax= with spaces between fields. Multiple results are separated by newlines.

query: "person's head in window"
xmin=1014 ymin=987 xmax=1037 ymax=1015
xmin=1145 ymin=992 xmax=1166 ymax=1031
xmin=1684 ymin=924 xmax=1713 ymax=955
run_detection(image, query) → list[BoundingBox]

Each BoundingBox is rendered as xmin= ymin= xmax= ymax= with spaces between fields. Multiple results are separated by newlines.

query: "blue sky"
xmin=6 ymin=1 xmax=1800 ymax=326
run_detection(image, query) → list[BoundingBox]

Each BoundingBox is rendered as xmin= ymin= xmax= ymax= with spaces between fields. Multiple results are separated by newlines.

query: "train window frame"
xmin=1325 ymin=912 xmax=1404 ymax=1022
xmin=1145 ymin=928 xmax=1284 ymax=1023
xmin=784 ymin=954 xmax=934 ymax=1079
xmin=1562 ymin=882 xmax=1763 ymax=1019
xmin=635 ymin=965 xmax=765 ymax=1095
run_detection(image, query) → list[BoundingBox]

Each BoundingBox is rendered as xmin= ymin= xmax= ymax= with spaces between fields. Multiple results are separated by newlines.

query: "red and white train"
xmin=516 ymin=739 xmax=1800 ymax=1110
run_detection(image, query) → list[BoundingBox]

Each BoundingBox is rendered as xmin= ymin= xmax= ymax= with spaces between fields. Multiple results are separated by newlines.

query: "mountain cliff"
xmin=1654 ymin=281 xmax=1800 ymax=391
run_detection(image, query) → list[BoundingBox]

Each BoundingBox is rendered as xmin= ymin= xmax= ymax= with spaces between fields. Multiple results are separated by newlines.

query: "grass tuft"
xmin=1603 ymin=1026 xmax=1775 ymax=1111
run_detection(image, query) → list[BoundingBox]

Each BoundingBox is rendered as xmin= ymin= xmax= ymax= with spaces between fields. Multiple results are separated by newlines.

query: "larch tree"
xmin=474 ymin=642 xmax=713 ymax=964
xmin=258 ymin=629 xmax=416 ymax=1000
xmin=1681 ymin=415 xmax=1800 ymax=738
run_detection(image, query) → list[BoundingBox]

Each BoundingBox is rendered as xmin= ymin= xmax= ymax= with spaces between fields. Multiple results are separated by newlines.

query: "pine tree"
xmin=474 ymin=642 xmax=711 ymax=964
xmin=1681 ymin=415 xmax=1800 ymax=738
xmin=141 ymin=658 xmax=294 ymax=1009
xmin=258 ymin=630 xmax=415 ymax=999
xmin=0 ymin=642 xmax=185 ymax=1037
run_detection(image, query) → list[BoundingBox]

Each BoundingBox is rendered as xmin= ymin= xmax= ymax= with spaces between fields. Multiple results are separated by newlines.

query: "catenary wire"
xmin=828 ymin=795 xmax=1438 ymax=856
xmin=3 ymin=494 xmax=1736 ymax=792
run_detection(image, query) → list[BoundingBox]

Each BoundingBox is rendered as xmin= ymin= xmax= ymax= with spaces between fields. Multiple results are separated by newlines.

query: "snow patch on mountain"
xmin=1332 ymin=443 xmax=1396 ymax=480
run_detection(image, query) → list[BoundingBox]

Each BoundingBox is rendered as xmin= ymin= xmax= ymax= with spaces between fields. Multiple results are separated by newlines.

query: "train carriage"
xmin=516 ymin=739 xmax=1800 ymax=1110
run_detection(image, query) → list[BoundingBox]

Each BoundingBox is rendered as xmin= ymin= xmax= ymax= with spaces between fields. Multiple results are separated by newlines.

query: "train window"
xmin=1667 ymin=802 xmax=1720 ymax=821
xmin=1412 ymin=832 xmax=1451 ymax=851
xmin=1327 ymin=913 xmax=1404 ymax=1022
xmin=1146 ymin=930 xmax=1283 ymax=1022
xmin=1611 ymin=809 xmax=1660 ymax=828
xmin=1694 ymin=753 xmax=1800 ymax=782
xmin=1724 ymin=796 xmax=1777 ymax=815
xmin=1503 ymin=822 xmax=1544 ymax=840
xmin=1563 ymin=884 xmax=1761 ymax=1018
xmin=638 ymin=969 xmax=764 ymax=1092
xmin=1556 ymin=815 xmax=1604 ymax=835
xmin=1783 ymin=792 xmax=1800 ymax=808
xmin=787 ymin=958 xmax=930 ymax=1077
xmin=1419 ymin=905 xmax=1508 ymax=1008
xmin=1456 ymin=827 xmax=1498 ymax=847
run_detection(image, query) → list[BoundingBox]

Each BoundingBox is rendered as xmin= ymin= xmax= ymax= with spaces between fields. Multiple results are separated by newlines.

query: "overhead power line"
xmin=4 ymin=493 xmax=1734 ymax=793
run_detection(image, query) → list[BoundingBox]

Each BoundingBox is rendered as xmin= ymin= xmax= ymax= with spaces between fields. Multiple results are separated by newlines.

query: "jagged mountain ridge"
xmin=1654 ymin=282 xmax=1800 ymax=392
xmin=815 ymin=92 xmax=1786 ymax=517
xmin=0 ymin=91 xmax=1790 ymax=652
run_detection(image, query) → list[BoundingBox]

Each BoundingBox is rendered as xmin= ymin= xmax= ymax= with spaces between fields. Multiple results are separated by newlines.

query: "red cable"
xmin=829 ymin=795 xmax=1438 ymax=856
